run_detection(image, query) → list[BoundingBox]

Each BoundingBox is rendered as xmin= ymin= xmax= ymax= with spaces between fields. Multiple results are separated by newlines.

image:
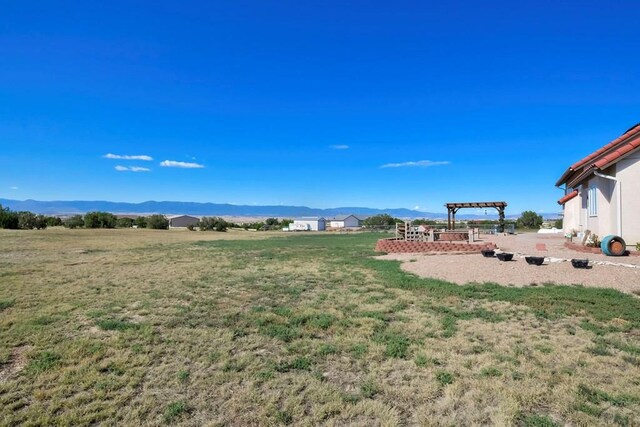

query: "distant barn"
xmin=167 ymin=215 xmax=199 ymax=228
xmin=329 ymin=215 xmax=362 ymax=228
xmin=290 ymin=217 xmax=326 ymax=231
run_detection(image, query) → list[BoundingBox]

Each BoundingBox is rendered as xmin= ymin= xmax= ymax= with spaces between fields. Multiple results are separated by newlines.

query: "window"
xmin=588 ymin=186 xmax=598 ymax=217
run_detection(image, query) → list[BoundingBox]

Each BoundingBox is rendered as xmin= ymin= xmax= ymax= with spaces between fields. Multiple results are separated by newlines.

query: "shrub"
xmin=84 ymin=212 xmax=117 ymax=228
xmin=63 ymin=215 xmax=85 ymax=229
xmin=17 ymin=211 xmax=37 ymax=229
xmin=135 ymin=216 xmax=148 ymax=228
xmin=362 ymin=214 xmax=399 ymax=229
xmin=554 ymin=219 xmax=563 ymax=229
xmin=199 ymin=216 xmax=228 ymax=232
xmin=516 ymin=211 xmax=543 ymax=229
xmin=146 ymin=214 xmax=169 ymax=230
xmin=35 ymin=215 xmax=48 ymax=229
xmin=45 ymin=216 xmax=63 ymax=227
xmin=116 ymin=217 xmax=135 ymax=228
xmin=0 ymin=204 xmax=19 ymax=229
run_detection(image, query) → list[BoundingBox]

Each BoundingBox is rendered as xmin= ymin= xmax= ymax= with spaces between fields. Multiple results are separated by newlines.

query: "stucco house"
xmin=556 ymin=122 xmax=640 ymax=247
xmin=328 ymin=215 xmax=362 ymax=228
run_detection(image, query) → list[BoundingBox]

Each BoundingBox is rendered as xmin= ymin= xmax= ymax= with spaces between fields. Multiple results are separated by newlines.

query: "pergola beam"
xmin=445 ymin=201 xmax=507 ymax=231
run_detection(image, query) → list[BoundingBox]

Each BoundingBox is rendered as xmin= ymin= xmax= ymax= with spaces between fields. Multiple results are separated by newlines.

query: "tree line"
xmin=0 ymin=206 xmax=291 ymax=233
xmin=2 ymin=205 xmax=556 ymax=232
xmin=0 ymin=204 xmax=61 ymax=230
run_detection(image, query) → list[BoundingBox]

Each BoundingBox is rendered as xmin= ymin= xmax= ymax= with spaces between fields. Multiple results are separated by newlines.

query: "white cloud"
xmin=380 ymin=160 xmax=451 ymax=168
xmin=103 ymin=153 xmax=153 ymax=161
xmin=413 ymin=205 xmax=420 ymax=210
xmin=114 ymin=165 xmax=150 ymax=172
xmin=10 ymin=186 xmax=18 ymax=190
xmin=330 ymin=144 xmax=349 ymax=150
xmin=160 ymin=160 xmax=205 ymax=169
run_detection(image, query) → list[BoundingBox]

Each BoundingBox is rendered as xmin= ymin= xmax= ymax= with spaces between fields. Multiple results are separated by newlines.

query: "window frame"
xmin=588 ymin=186 xmax=598 ymax=217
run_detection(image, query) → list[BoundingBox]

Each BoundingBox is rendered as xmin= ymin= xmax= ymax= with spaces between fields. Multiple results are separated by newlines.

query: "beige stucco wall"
xmin=571 ymin=153 xmax=640 ymax=246
xmin=562 ymin=193 xmax=581 ymax=235
xmin=585 ymin=174 xmax=616 ymax=239
xmin=616 ymin=152 xmax=640 ymax=245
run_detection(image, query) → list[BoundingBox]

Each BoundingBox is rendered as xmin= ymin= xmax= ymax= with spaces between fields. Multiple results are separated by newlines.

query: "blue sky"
xmin=1 ymin=1 xmax=639 ymax=214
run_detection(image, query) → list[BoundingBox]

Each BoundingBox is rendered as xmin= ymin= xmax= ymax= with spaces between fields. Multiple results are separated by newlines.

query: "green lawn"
xmin=1 ymin=229 xmax=639 ymax=425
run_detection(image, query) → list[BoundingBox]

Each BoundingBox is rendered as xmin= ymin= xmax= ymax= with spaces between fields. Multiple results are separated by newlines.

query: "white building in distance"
xmin=328 ymin=215 xmax=363 ymax=228
xmin=290 ymin=217 xmax=326 ymax=231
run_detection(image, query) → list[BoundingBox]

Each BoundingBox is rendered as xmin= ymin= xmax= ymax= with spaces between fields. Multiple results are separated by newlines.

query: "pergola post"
xmin=497 ymin=206 xmax=505 ymax=232
xmin=452 ymin=208 xmax=458 ymax=230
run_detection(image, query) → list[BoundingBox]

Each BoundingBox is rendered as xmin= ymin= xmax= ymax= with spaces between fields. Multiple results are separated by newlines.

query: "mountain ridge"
xmin=0 ymin=198 xmax=559 ymax=219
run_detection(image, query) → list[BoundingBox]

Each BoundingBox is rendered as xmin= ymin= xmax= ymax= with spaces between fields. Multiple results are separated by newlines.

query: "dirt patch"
xmin=376 ymin=233 xmax=640 ymax=294
xmin=0 ymin=346 xmax=29 ymax=383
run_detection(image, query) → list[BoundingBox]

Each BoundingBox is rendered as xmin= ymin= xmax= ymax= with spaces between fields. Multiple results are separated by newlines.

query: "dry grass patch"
xmin=1 ymin=229 xmax=640 ymax=425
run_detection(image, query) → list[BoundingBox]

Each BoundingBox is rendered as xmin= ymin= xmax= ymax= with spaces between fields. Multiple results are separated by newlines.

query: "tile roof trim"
xmin=556 ymin=123 xmax=640 ymax=187
xmin=557 ymin=190 xmax=579 ymax=205
xmin=569 ymin=124 xmax=640 ymax=171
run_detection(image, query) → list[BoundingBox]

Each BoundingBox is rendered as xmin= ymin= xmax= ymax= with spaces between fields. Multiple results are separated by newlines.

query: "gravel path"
xmin=376 ymin=233 xmax=640 ymax=295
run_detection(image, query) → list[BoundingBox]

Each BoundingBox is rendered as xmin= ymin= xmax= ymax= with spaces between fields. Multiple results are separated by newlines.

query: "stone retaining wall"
xmin=375 ymin=239 xmax=497 ymax=254
xmin=436 ymin=232 xmax=468 ymax=241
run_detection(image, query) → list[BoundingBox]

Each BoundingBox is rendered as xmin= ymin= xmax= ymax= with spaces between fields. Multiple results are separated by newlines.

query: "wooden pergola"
xmin=445 ymin=201 xmax=507 ymax=231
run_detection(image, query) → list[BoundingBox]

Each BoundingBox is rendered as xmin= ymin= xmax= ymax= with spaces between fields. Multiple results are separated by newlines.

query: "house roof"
xmin=557 ymin=190 xmax=579 ymax=205
xmin=167 ymin=214 xmax=199 ymax=219
xmin=556 ymin=123 xmax=640 ymax=188
xmin=328 ymin=214 xmax=361 ymax=221
xmin=293 ymin=217 xmax=325 ymax=221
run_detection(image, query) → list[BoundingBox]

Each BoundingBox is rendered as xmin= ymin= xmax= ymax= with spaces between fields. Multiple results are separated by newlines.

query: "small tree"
xmin=45 ymin=216 xmax=63 ymax=227
xmin=17 ymin=211 xmax=37 ymax=230
xmin=146 ymin=214 xmax=169 ymax=230
xmin=362 ymin=214 xmax=398 ymax=229
xmin=34 ymin=215 xmax=48 ymax=230
xmin=516 ymin=211 xmax=543 ymax=230
xmin=117 ymin=217 xmax=135 ymax=228
xmin=135 ymin=216 xmax=148 ymax=228
xmin=64 ymin=215 xmax=85 ymax=229
xmin=198 ymin=216 xmax=228 ymax=232
xmin=84 ymin=211 xmax=117 ymax=229
xmin=0 ymin=204 xmax=19 ymax=229
xmin=554 ymin=218 xmax=563 ymax=229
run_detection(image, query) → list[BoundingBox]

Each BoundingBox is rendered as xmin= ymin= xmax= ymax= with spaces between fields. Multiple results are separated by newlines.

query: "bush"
xmin=45 ymin=216 xmax=63 ymax=227
xmin=516 ymin=211 xmax=543 ymax=229
xmin=363 ymin=214 xmax=399 ymax=229
xmin=17 ymin=211 xmax=37 ymax=230
xmin=0 ymin=204 xmax=19 ymax=229
xmin=199 ymin=216 xmax=228 ymax=232
xmin=135 ymin=216 xmax=147 ymax=228
xmin=554 ymin=219 xmax=563 ymax=229
xmin=116 ymin=217 xmax=135 ymax=228
xmin=146 ymin=214 xmax=169 ymax=230
xmin=64 ymin=215 xmax=85 ymax=229
xmin=84 ymin=212 xmax=117 ymax=229
xmin=35 ymin=215 xmax=48 ymax=230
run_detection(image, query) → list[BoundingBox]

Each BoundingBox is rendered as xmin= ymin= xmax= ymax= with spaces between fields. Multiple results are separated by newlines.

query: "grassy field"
xmin=1 ymin=228 xmax=640 ymax=426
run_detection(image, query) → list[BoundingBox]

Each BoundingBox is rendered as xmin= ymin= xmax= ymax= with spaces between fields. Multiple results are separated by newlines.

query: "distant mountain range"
xmin=0 ymin=198 xmax=561 ymax=219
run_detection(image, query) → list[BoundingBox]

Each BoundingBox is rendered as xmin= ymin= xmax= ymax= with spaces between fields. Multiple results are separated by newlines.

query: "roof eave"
xmin=555 ymin=168 xmax=574 ymax=187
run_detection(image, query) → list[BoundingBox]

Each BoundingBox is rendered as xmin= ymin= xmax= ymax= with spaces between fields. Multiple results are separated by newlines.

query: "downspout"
xmin=593 ymin=171 xmax=622 ymax=236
